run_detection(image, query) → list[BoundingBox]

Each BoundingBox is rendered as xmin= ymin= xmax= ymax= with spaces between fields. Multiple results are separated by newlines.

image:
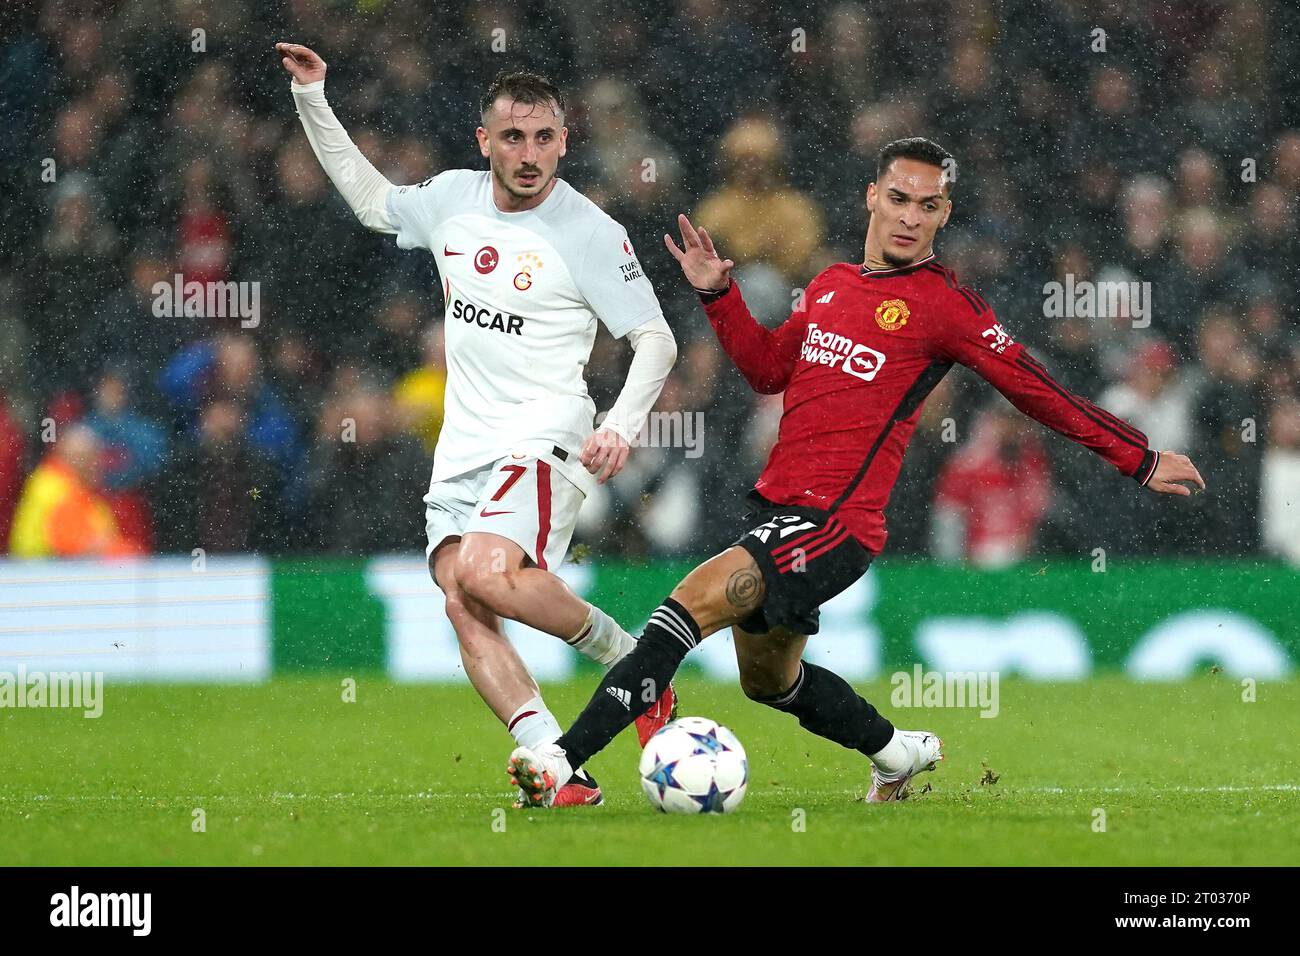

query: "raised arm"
xmin=276 ymin=42 xmax=396 ymax=233
xmin=939 ymin=301 xmax=1205 ymax=496
xmin=665 ymin=214 xmax=806 ymax=394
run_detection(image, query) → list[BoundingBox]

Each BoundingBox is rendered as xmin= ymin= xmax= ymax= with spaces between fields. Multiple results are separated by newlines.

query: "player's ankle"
xmin=507 ymin=696 xmax=563 ymax=750
xmin=568 ymin=604 xmax=635 ymax=666
xmin=868 ymin=728 xmax=911 ymax=778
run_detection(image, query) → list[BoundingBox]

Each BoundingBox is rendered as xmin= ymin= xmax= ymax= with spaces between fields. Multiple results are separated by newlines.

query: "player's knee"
xmin=668 ymin=578 xmax=732 ymax=631
xmin=667 ymin=581 xmax=706 ymax=616
xmin=454 ymin=557 xmax=518 ymax=615
xmin=669 ymin=547 xmax=765 ymax=634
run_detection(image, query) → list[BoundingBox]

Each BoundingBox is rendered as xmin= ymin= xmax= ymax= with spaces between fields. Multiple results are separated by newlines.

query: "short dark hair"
xmin=480 ymin=71 xmax=566 ymax=121
xmin=876 ymin=137 xmax=956 ymax=192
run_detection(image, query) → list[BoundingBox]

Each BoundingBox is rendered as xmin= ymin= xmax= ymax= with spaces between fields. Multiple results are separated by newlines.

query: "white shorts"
xmin=423 ymin=450 xmax=585 ymax=571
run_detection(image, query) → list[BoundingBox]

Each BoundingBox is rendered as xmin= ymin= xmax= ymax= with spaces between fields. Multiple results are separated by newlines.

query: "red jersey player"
xmin=509 ymin=137 xmax=1206 ymax=808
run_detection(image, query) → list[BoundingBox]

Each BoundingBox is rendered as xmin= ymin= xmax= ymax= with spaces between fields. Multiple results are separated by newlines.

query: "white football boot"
xmin=507 ymin=743 xmax=574 ymax=808
xmin=867 ymin=731 xmax=943 ymax=803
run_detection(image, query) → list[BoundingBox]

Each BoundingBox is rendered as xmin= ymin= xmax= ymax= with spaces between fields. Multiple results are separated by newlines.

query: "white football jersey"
xmin=386 ymin=169 xmax=662 ymax=491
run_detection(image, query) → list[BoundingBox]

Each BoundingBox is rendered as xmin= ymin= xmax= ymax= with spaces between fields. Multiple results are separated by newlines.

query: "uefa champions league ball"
xmin=638 ymin=717 xmax=748 ymax=814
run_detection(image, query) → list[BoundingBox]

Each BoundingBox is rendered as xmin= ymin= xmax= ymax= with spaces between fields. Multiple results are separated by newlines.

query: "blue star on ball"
xmin=646 ymin=759 xmax=682 ymax=800
xmin=691 ymin=781 xmax=728 ymax=813
xmin=687 ymin=729 xmax=726 ymax=756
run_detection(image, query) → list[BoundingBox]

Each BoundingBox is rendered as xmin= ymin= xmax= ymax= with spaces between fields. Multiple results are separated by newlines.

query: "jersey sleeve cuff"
xmin=695 ymin=279 xmax=733 ymax=304
xmin=597 ymin=416 xmax=636 ymax=443
xmin=1132 ymin=448 xmax=1159 ymax=487
xmin=290 ymin=79 xmax=326 ymax=96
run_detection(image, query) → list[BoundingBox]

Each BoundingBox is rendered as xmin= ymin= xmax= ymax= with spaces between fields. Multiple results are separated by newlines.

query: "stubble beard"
xmin=493 ymin=159 xmax=554 ymax=202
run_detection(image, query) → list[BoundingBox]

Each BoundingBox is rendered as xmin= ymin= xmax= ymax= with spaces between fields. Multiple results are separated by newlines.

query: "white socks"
xmin=869 ymin=729 xmax=912 ymax=778
xmin=506 ymin=696 xmax=563 ymax=751
xmin=506 ymin=607 xmax=633 ymax=754
xmin=568 ymin=605 xmax=636 ymax=666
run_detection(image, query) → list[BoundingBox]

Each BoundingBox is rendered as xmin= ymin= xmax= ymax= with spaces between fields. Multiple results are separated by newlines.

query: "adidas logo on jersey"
xmin=800 ymin=322 xmax=886 ymax=381
xmin=605 ymin=686 xmax=632 ymax=710
xmin=815 ymin=290 xmax=836 ymax=304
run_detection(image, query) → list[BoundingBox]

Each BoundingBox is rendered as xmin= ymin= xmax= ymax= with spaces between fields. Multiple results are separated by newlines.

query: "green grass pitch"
xmin=2 ymin=675 xmax=1297 ymax=866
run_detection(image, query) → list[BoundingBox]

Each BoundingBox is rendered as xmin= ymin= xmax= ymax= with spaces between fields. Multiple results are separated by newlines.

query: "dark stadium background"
xmin=1 ymin=0 xmax=1298 ymax=566
xmin=1 ymin=1 xmax=1299 ymax=883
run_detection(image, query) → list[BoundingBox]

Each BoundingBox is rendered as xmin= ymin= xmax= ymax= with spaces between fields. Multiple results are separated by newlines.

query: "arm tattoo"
xmin=725 ymin=567 xmax=763 ymax=611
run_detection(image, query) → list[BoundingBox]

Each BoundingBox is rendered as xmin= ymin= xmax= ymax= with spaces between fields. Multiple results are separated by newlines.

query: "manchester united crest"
xmin=875 ymin=298 xmax=909 ymax=331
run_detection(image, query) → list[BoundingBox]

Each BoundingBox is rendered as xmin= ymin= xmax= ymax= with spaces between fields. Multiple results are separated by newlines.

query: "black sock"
xmin=556 ymin=597 xmax=699 ymax=768
xmin=749 ymin=661 xmax=895 ymax=756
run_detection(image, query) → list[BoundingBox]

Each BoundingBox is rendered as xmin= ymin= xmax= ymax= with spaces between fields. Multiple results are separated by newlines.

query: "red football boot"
xmin=634 ymin=682 xmax=678 ymax=748
xmin=551 ymin=768 xmax=603 ymax=807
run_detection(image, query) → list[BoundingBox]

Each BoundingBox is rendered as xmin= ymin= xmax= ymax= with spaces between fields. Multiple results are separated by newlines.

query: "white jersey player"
xmin=278 ymin=43 xmax=678 ymax=806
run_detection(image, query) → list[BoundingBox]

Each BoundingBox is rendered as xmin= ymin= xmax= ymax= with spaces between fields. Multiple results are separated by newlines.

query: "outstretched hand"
xmin=275 ymin=42 xmax=327 ymax=85
xmin=1145 ymin=451 xmax=1206 ymax=496
xmin=664 ymin=213 xmax=734 ymax=292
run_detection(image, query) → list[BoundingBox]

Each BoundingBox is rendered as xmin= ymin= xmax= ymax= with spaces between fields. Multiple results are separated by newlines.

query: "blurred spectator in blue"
xmin=83 ymin=368 xmax=166 ymax=553
xmin=159 ymin=334 xmax=304 ymax=501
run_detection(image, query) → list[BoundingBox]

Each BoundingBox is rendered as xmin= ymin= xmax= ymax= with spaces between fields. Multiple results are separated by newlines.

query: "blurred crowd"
xmin=1 ymin=0 xmax=1298 ymax=566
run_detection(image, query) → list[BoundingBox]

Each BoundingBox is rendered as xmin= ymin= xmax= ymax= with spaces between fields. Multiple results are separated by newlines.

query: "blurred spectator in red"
xmin=83 ymin=369 xmax=166 ymax=553
xmin=931 ymin=404 xmax=1053 ymax=568
xmin=0 ymin=392 xmax=25 ymax=550
xmin=1098 ymin=340 xmax=1194 ymax=451
xmin=176 ymin=157 xmax=230 ymax=288
xmin=9 ymin=424 xmax=143 ymax=558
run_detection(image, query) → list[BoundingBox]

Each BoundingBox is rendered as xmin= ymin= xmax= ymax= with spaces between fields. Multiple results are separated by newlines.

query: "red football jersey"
xmin=701 ymin=254 xmax=1159 ymax=555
